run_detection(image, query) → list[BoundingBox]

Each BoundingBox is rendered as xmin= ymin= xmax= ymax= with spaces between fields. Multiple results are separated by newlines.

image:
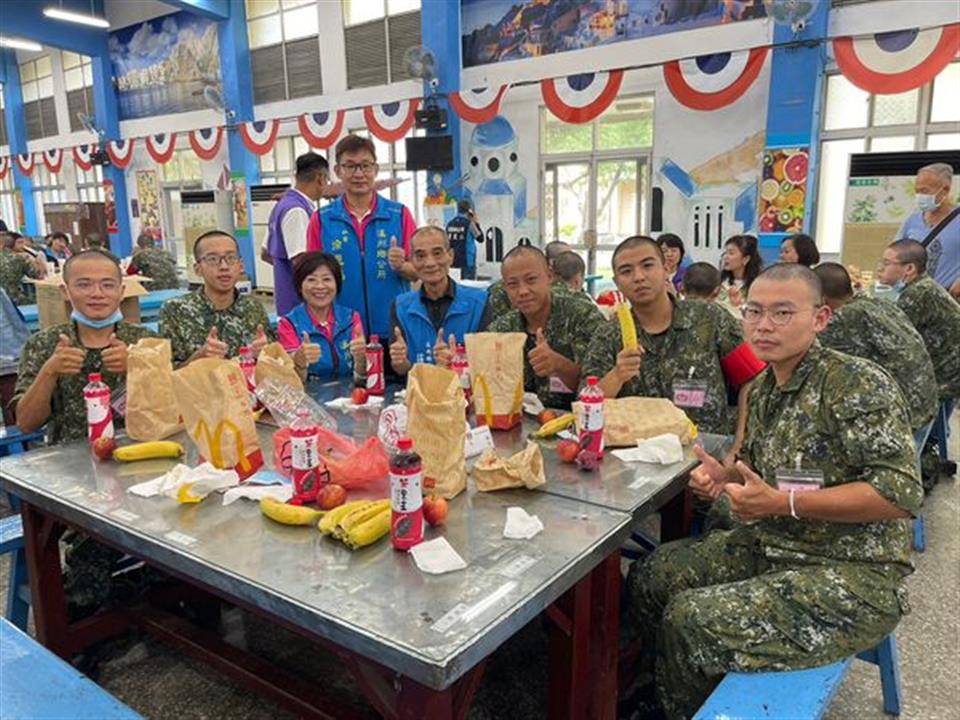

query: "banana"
xmin=617 ymin=299 xmax=638 ymax=351
xmin=113 ymin=441 xmax=184 ymax=462
xmin=343 ymin=507 xmax=390 ymax=549
xmin=532 ymin=412 xmax=576 ymax=438
xmin=334 ymin=499 xmax=391 ymax=539
xmin=318 ymin=499 xmax=376 ymax=535
xmin=260 ymin=496 xmax=324 ymax=526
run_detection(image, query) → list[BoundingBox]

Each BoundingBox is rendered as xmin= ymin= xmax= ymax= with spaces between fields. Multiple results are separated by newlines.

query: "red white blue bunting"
xmin=448 ymin=85 xmax=508 ymax=124
xmin=145 ymin=133 xmax=177 ymax=164
xmin=298 ymin=110 xmax=345 ymax=149
xmin=41 ymin=148 xmax=64 ymax=174
xmin=189 ymin=126 xmax=224 ymax=160
xmin=363 ymin=99 xmax=420 ymax=143
xmin=663 ymin=48 xmax=768 ymax=111
xmin=15 ymin=153 xmax=35 ymax=175
xmin=541 ymin=71 xmax=623 ymax=124
xmin=73 ymin=144 xmax=97 ymax=171
xmin=0 ymin=156 xmax=8 ymax=181
xmin=106 ymin=139 xmax=136 ymax=169
xmin=833 ymin=24 xmax=960 ymax=94
xmin=239 ymin=119 xmax=280 ymax=155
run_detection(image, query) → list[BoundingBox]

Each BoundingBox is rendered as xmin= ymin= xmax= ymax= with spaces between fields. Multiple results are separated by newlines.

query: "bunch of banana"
xmin=113 ymin=441 xmax=184 ymax=462
xmin=532 ymin=412 xmax=576 ymax=438
xmin=260 ymin=496 xmax=324 ymax=526
xmin=319 ymin=498 xmax=391 ymax=549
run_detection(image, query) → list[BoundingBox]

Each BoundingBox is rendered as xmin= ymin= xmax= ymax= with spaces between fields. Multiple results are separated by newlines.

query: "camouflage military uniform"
xmin=819 ymin=294 xmax=938 ymax=431
xmin=897 ymin=276 xmax=960 ymax=401
xmin=129 ymin=247 xmax=179 ymax=290
xmin=13 ymin=321 xmax=157 ymax=443
xmin=158 ymin=289 xmax=273 ymax=364
xmin=0 ymin=252 xmax=39 ymax=305
xmin=624 ymin=344 xmax=921 ymax=720
xmin=489 ymin=287 xmax=605 ymax=409
xmin=582 ymin=298 xmax=746 ymax=435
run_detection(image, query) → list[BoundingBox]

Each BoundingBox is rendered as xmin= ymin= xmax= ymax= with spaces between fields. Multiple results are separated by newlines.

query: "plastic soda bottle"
xmin=577 ymin=376 xmax=604 ymax=459
xmin=289 ymin=408 xmax=322 ymax=505
xmin=366 ymin=335 xmax=385 ymax=396
xmin=238 ymin=345 xmax=260 ymax=410
xmin=390 ymin=437 xmax=424 ymax=550
xmin=452 ymin=343 xmax=472 ymax=405
xmin=84 ymin=372 xmax=114 ymax=444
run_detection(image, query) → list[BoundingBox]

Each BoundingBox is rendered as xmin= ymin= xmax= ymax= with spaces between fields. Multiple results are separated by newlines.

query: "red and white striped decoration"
xmin=0 ymin=156 xmax=9 ymax=181
xmin=239 ymin=119 xmax=280 ymax=155
xmin=15 ymin=153 xmax=35 ymax=175
xmin=189 ymin=126 xmax=224 ymax=160
xmin=106 ymin=139 xmax=136 ymax=168
xmin=41 ymin=148 xmax=64 ymax=174
xmin=541 ymin=71 xmax=623 ymax=124
xmin=663 ymin=48 xmax=768 ymax=111
xmin=145 ymin=133 xmax=177 ymax=164
xmin=448 ymin=85 xmax=508 ymax=124
xmin=298 ymin=110 xmax=345 ymax=149
xmin=363 ymin=99 xmax=420 ymax=142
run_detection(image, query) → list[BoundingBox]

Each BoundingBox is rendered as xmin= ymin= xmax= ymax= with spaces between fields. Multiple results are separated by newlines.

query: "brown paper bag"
xmin=254 ymin=342 xmax=303 ymax=392
xmin=465 ymin=332 xmax=525 ymax=430
xmin=125 ymin=338 xmax=182 ymax=440
xmin=473 ymin=442 xmax=545 ymax=492
xmin=173 ymin=359 xmax=264 ymax=480
xmin=573 ymin=397 xmax=693 ymax=448
xmin=405 ymin=364 xmax=466 ymax=499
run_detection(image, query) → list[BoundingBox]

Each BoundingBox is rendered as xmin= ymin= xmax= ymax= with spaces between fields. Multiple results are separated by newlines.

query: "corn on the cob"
xmin=532 ymin=412 xmax=576 ymax=438
xmin=334 ymin=499 xmax=390 ymax=539
xmin=617 ymin=299 xmax=638 ymax=351
xmin=318 ymin=499 xmax=375 ymax=535
xmin=343 ymin=507 xmax=391 ymax=549
xmin=113 ymin=441 xmax=184 ymax=462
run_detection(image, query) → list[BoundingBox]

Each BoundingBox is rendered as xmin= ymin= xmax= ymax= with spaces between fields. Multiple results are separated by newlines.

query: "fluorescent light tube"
xmin=42 ymin=7 xmax=110 ymax=28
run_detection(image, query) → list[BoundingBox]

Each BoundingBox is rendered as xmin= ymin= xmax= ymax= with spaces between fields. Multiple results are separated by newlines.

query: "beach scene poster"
xmin=461 ymin=0 xmax=766 ymax=68
xmin=109 ymin=11 xmax=222 ymax=121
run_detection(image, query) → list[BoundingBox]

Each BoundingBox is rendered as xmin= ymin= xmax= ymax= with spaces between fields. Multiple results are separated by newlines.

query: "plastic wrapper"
xmin=255 ymin=377 xmax=336 ymax=430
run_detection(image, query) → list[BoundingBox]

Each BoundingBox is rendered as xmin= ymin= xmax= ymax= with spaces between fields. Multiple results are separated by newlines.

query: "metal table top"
xmin=0 ymin=384 xmax=632 ymax=691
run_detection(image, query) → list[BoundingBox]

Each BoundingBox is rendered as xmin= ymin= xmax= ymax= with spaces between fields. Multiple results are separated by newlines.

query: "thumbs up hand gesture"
xmin=688 ymin=444 xmax=729 ymax=502
xmin=202 ymin=326 xmax=228 ymax=359
xmin=294 ymin=331 xmax=321 ymax=370
xmin=43 ymin=333 xmax=86 ymax=378
xmin=250 ymin=324 xmax=269 ymax=356
xmin=387 ymin=235 xmax=406 ymax=272
xmin=432 ymin=328 xmax=457 ymax=368
xmin=101 ymin=333 xmax=129 ymax=374
xmin=527 ymin=327 xmax=559 ymax=377
xmin=389 ymin=327 xmax=410 ymax=374
xmin=349 ymin=320 xmax=367 ymax=370
xmin=724 ymin=461 xmax=781 ymax=521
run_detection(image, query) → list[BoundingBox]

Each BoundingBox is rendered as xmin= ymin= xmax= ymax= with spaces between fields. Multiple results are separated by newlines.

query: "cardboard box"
xmin=30 ymin=276 xmax=150 ymax=329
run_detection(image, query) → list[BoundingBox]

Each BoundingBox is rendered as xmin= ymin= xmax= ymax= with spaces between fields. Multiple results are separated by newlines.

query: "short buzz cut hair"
xmin=812 ymin=262 xmax=853 ymax=300
xmin=502 ymin=243 xmax=549 ymax=269
xmin=136 ymin=233 xmax=155 ymax=249
xmin=193 ymin=229 xmax=240 ymax=260
xmin=918 ymin=162 xmax=953 ymax=185
xmin=295 ymin=152 xmax=330 ymax=183
xmin=335 ymin=134 xmax=377 ymax=163
xmin=682 ymin=262 xmax=721 ymax=298
xmin=63 ymin=248 xmax=122 ymax=281
xmin=544 ymin=240 xmax=572 ymax=264
xmin=889 ymin=238 xmax=927 ymax=275
xmin=553 ymin=250 xmax=585 ymax=282
xmin=611 ymin=235 xmax=663 ymax=270
xmin=753 ymin=262 xmax=823 ymax=304
xmin=411 ymin=224 xmax=449 ymax=249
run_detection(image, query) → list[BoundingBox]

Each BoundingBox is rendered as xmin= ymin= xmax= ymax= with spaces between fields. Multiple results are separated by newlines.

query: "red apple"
xmin=351 ymin=387 xmax=369 ymax=405
xmin=557 ymin=439 xmax=579 ymax=464
xmin=317 ymin=484 xmax=347 ymax=510
xmin=92 ymin=435 xmax=117 ymax=462
xmin=423 ymin=495 xmax=448 ymax=526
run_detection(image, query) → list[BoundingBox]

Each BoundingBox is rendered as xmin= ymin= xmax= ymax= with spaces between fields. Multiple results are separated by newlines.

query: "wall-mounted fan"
xmin=404 ymin=45 xmax=439 ymax=91
xmin=764 ymin=0 xmax=820 ymax=34
xmin=203 ymin=85 xmax=236 ymax=122
xmin=77 ymin=111 xmax=104 ymax=138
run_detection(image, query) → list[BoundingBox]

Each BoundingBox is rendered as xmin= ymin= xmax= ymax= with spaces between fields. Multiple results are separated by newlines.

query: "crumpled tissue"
xmin=503 ymin=506 xmax=544 ymax=539
xmin=409 ymin=537 xmax=467 ymax=575
xmin=128 ymin=462 xmax=238 ymax=503
xmin=611 ymin=433 xmax=684 ymax=465
xmin=325 ymin=395 xmax=385 ymax=412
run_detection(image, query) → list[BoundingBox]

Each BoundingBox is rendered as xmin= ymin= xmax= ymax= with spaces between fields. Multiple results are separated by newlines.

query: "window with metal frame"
xmin=246 ymin=0 xmax=322 ymax=104
xmin=20 ymin=56 xmax=58 ymax=140
xmin=76 ymin=164 xmax=106 ymax=203
xmin=0 ymin=172 xmax=17 ymax=231
xmin=32 ymin=165 xmax=66 ymax=233
xmin=258 ymin=134 xmax=316 ymax=186
xmin=342 ymin=0 xmax=422 ymax=89
xmin=62 ymin=51 xmax=97 ymax=133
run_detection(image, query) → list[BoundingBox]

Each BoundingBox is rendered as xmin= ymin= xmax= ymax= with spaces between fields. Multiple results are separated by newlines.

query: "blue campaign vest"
xmin=284 ymin=302 xmax=356 ymax=379
xmin=394 ymin=281 xmax=488 ymax=365
xmin=319 ymin=195 xmax=409 ymax=339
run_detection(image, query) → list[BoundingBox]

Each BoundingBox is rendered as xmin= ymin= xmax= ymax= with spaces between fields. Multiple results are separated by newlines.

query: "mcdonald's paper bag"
xmin=125 ymin=337 xmax=182 ymax=440
xmin=173 ymin=358 xmax=264 ymax=480
xmin=255 ymin=342 xmax=303 ymax=392
xmin=473 ymin=442 xmax=545 ymax=492
xmin=405 ymin=364 xmax=466 ymax=499
xmin=465 ymin=332 xmax=525 ymax=430
xmin=572 ymin=397 xmax=693 ymax=449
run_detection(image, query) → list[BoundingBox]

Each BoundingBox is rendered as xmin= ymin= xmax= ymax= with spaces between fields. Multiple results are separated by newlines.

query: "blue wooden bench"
xmin=0 ymin=617 xmax=143 ymax=719
xmin=694 ymin=633 xmax=902 ymax=719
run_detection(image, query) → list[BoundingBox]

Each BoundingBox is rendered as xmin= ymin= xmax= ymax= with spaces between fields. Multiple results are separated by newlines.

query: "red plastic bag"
xmin=325 ymin=436 xmax=390 ymax=489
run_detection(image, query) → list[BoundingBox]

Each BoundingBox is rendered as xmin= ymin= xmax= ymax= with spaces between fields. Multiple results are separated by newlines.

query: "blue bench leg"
xmin=913 ymin=514 xmax=926 ymax=553
xmin=6 ymin=546 xmax=30 ymax=632
xmin=858 ymin=634 xmax=902 ymax=716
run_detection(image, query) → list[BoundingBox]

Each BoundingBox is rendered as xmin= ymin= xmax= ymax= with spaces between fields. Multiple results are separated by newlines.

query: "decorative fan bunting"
xmin=15 ymin=153 xmax=35 ymax=175
xmin=363 ymin=99 xmax=420 ymax=142
xmin=0 ymin=156 xmax=8 ymax=181
xmin=541 ymin=71 xmax=624 ymax=124
xmin=106 ymin=139 xmax=136 ymax=168
xmin=833 ymin=24 xmax=960 ymax=94
xmin=73 ymin=144 xmax=97 ymax=171
xmin=189 ymin=126 xmax=224 ymax=160
xmin=663 ymin=48 xmax=768 ymax=111
xmin=145 ymin=133 xmax=177 ymax=164
xmin=448 ymin=85 xmax=508 ymax=124
xmin=41 ymin=148 xmax=64 ymax=174
xmin=239 ymin=119 xmax=280 ymax=155
xmin=298 ymin=110 xmax=345 ymax=149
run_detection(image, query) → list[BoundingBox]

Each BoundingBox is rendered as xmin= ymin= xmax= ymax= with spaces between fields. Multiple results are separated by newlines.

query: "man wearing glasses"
xmin=305 ymin=134 xmax=417 ymax=374
xmin=623 ymin=264 xmax=921 ymax=720
xmin=159 ymin=230 xmax=272 ymax=365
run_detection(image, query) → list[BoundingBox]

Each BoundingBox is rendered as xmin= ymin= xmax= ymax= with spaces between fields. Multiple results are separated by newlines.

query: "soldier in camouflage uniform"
xmin=485 ymin=241 xmax=574 ymax=321
xmin=129 ymin=234 xmax=179 ymax=290
xmin=0 ymin=233 xmax=44 ymax=304
xmin=489 ymin=246 xmax=604 ymax=409
xmin=815 ymin=263 xmax=938 ymax=436
xmin=158 ymin=230 xmax=273 ymax=365
xmin=623 ymin=265 xmax=921 ymax=720
xmin=582 ymin=237 xmax=763 ymax=436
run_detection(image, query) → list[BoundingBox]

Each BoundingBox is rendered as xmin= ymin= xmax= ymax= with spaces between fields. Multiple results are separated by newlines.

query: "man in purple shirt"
xmin=264 ymin=152 xmax=330 ymax=315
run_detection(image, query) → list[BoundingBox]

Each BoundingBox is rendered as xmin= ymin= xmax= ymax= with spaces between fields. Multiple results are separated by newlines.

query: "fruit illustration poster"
xmin=136 ymin=170 xmax=163 ymax=239
xmin=758 ymin=147 xmax=808 ymax=234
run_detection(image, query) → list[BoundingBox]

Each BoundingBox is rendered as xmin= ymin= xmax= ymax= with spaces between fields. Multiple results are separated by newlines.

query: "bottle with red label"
xmin=366 ymin=335 xmax=385 ymax=396
xmin=238 ymin=345 xmax=261 ymax=410
xmin=390 ymin=436 xmax=423 ymax=550
xmin=289 ymin=408 xmax=322 ymax=505
xmin=577 ymin=375 xmax=604 ymax=459
xmin=451 ymin=343 xmax=472 ymax=406
xmin=84 ymin=372 xmax=115 ymax=444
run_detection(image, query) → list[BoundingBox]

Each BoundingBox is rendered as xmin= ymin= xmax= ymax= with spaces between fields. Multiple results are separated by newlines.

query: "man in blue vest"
xmin=445 ymin=199 xmax=482 ymax=279
xmin=264 ymin=152 xmax=329 ymax=315
xmin=306 ymin=135 xmax=418 ymax=374
xmin=388 ymin=226 xmax=490 ymax=375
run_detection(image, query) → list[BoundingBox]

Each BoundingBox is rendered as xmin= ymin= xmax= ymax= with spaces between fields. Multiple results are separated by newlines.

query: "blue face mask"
xmin=71 ymin=309 xmax=123 ymax=329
